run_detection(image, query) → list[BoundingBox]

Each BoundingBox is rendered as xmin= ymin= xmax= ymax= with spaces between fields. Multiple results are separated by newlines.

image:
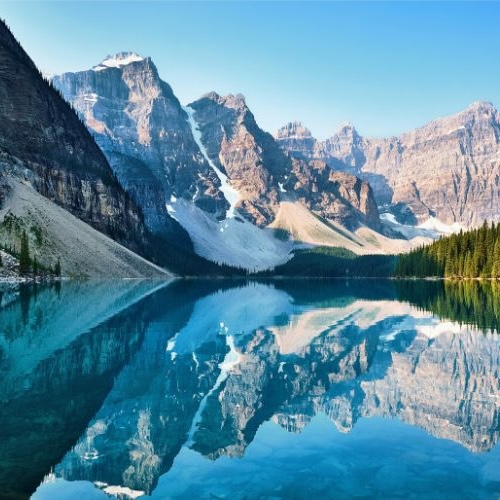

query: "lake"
xmin=1 ymin=279 xmax=500 ymax=499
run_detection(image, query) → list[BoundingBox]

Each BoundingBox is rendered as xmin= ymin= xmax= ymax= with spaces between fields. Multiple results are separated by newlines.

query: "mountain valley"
xmin=1 ymin=18 xmax=500 ymax=276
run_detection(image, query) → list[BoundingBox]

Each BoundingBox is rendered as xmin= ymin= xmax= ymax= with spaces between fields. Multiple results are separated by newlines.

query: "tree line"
xmin=395 ymin=221 xmax=500 ymax=278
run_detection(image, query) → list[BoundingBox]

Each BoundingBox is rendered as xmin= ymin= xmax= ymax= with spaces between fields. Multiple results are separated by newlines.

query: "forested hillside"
xmin=395 ymin=222 xmax=500 ymax=278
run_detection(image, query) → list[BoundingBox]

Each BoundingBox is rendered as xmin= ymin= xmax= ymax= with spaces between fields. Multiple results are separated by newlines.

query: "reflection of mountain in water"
xmin=38 ymin=280 xmax=500 ymax=497
xmin=0 ymin=280 xmax=171 ymax=499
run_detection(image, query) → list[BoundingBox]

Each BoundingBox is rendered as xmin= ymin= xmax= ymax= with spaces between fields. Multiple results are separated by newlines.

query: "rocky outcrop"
xmin=53 ymin=54 xmax=228 ymax=234
xmin=277 ymin=102 xmax=500 ymax=227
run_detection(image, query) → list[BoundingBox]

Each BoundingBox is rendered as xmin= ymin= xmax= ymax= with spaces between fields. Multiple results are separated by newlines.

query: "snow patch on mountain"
xmin=418 ymin=216 xmax=462 ymax=235
xmin=183 ymin=105 xmax=240 ymax=218
xmin=167 ymin=199 xmax=292 ymax=271
xmin=380 ymin=212 xmax=461 ymax=239
xmin=93 ymin=52 xmax=145 ymax=71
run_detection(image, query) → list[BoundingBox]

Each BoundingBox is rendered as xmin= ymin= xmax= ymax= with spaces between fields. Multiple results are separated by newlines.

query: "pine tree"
xmin=54 ymin=259 xmax=61 ymax=277
xmin=19 ymin=231 xmax=30 ymax=275
xmin=492 ymin=237 xmax=500 ymax=278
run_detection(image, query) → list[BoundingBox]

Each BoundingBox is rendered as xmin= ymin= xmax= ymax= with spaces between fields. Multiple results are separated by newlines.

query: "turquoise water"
xmin=1 ymin=279 xmax=500 ymax=499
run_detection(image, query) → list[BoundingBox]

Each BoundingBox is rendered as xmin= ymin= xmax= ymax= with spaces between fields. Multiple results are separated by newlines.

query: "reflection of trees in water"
xmin=396 ymin=279 xmax=500 ymax=333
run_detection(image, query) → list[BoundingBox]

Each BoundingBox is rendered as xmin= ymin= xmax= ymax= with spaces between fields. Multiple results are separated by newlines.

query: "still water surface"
xmin=1 ymin=279 xmax=500 ymax=499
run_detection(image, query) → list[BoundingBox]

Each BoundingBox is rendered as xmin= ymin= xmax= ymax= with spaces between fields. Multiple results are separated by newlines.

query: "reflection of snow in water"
xmin=185 ymin=331 xmax=241 ymax=447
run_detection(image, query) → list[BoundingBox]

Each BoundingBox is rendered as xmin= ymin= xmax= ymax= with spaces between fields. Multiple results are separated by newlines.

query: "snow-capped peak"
xmin=92 ymin=52 xmax=145 ymax=72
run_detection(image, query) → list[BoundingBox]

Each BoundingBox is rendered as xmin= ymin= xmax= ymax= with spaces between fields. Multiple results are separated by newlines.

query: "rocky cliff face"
xmin=277 ymin=102 xmax=500 ymax=227
xmin=189 ymin=92 xmax=380 ymax=229
xmin=0 ymin=25 xmax=156 ymax=260
xmin=53 ymin=54 xmax=228 ymax=233
xmin=289 ymin=157 xmax=381 ymax=230
xmin=188 ymin=92 xmax=288 ymax=225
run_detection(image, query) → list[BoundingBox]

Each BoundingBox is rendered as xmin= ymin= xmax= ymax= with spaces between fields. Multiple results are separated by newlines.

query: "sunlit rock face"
xmin=53 ymin=54 xmax=226 ymax=241
xmin=190 ymin=93 xmax=381 ymax=230
xmin=188 ymin=92 xmax=288 ymax=226
xmin=54 ymin=58 xmax=383 ymax=235
xmin=277 ymin=102 xmax=500 ymax=227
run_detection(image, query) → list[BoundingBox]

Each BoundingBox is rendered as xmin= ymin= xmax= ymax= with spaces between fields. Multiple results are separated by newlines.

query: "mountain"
xmin=53 ymin=57 xmax=402 ymax=270
xmin=276 ymin=101 xmax=500 ymax=228
xmin=275 ymin=121 xmax=316 ymax=158
xmin=52 ymin=53 xmax=227 ymax=238
xmin=188 ymin=92 xmax=381 ymax=231
xmin=187 ymin=91 xmax=289 ymax=226
xmin=0 ymin=22 xmax=172 ymax=277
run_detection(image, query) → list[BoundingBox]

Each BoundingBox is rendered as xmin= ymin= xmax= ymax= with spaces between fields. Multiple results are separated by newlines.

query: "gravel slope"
xmin=0 ymin=181 xmax=173 ymax=278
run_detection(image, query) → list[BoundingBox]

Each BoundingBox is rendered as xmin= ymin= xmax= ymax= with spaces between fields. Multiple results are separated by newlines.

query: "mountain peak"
xmin=202 ymin=90 xmax=221 ymax=101
xmin=336 ymin=121 xmax=356 ymax=132
xmin=93 ymin=52 xmax=145 ymax=71
xmin=200 ymin=91 xmax=247 ymax=110
xmin=466 ymin=100 xmax=495 ymax=112
xmin=222 ymin=93 xmax=247 ymax=110
xmin=275 ymin=121 xmax=313 ymax=140
xmin=333 ymin=121 xmax=361 ymax=140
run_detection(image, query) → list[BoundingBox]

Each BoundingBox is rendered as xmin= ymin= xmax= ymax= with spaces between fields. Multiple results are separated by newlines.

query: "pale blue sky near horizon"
xmin=1 ymin=1 xmax=499 ymax=139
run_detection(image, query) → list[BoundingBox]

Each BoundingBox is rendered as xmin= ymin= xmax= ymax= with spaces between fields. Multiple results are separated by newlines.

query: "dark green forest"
xmin=395 ymin=221 xmax=500 ymax=278
xmin=261 ymin=247 xmax=396 ymax=278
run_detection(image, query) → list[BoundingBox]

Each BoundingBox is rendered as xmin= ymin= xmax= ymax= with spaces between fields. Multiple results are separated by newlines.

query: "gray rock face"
xmin=0 ymin=24 xmax=157 ymax=262
xmin=277 ymin=102 xmax=500 ymax=227
xmin=53 ymin=54 xmax=228 ymax=235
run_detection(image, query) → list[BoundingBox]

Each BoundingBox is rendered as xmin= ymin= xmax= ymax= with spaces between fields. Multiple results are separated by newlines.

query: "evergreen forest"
xmin=395 ymin=222 xmax=500 ymax=278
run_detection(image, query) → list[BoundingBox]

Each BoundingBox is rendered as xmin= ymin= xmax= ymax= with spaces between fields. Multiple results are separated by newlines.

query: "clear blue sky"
xmin=2 ymin=1 xmax=500 ymax=139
